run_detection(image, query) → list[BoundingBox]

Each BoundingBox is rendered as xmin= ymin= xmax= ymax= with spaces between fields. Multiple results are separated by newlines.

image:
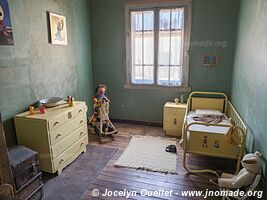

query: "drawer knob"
xmin=78 ymin=109 xmax=83 ymax=113
xmin=80 ymin=142 xmax=85 ymax=147
xmin=56 ymin=133 xmax=62 ymax=138
xmin=173 ymin=118 xmax=177 ymax=125
xmin=80 ymin=120 xmax=84 ymax=124
xmin=54 ymin=121 xmax=60 ymax=126
xmin=80 ymin=132 xmax=84 ymax=136
xmin=60 ymin=158 xmax=65 ymax=164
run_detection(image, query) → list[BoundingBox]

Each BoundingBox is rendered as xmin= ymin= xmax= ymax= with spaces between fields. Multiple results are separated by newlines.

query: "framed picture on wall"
xmin=48 ymin=12 xmax=67 ymax=45
xmin=202 ymin=55 xmax=219 ymax=66
xmin=0 ymin=0 xmax=14 ymax=45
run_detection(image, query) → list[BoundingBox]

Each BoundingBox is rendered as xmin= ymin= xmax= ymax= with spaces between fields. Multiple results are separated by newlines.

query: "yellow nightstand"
xmin=163 ymin=102 xmax=187 ymax=137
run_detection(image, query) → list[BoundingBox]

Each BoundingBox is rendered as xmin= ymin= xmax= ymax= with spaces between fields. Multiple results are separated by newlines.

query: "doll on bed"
xmin=89 ymin=84 xmax=117 ymax=135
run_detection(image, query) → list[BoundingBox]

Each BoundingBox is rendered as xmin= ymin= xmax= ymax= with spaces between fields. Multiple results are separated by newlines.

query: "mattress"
xmin=186 ymin=111 xmax=231 ymax=134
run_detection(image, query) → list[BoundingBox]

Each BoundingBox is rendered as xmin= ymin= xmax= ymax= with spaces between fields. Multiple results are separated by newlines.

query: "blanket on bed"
xmin=192 ymin=115 xmax=226 ymax=124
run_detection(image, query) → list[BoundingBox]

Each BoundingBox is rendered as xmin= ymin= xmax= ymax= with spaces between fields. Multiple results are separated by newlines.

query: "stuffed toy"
xmin=210 ymin=151 xmax=262 ymax=189
xmin=89 ymin=84 xmax=117 ymax=136
xmin=90 ymin=84 xmax=109 ymax=134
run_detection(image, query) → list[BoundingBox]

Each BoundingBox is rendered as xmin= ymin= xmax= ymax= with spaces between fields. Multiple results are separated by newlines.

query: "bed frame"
xmin=182 ymin=91 xmax=246 ymax=175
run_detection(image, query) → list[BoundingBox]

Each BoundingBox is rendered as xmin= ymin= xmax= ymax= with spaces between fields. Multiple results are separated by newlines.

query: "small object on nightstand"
xmin=29 ymin=106 xmax=35 ymax=115
xmin=39 ymin=106 xmax=47 ymax=114
xmin=174 ymin=98 xmax=179 ymax=105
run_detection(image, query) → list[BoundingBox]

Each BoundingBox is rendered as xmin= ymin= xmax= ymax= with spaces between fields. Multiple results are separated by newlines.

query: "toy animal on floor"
xmin=210 ymin=151 xmax=262 ymax=189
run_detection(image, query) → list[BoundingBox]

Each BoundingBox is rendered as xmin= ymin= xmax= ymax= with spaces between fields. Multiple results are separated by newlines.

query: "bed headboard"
xmin=187 ymin=91 xmax=228 ymax=113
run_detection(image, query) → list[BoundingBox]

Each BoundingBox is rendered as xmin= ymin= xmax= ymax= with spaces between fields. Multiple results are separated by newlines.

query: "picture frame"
xmin=0 ymin=0 xmax=14 ymax=45
xmin=48 ymin=12 xmax=67 ymax=45
xmin=201 ymin=55 xmax=219 ymax=66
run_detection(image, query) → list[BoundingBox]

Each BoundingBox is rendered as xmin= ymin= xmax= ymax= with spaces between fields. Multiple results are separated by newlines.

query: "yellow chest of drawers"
xmin=14 ymin=101 xmax=88 ymax=175
xmin=163 ymin=102 xmax=187 ymax=137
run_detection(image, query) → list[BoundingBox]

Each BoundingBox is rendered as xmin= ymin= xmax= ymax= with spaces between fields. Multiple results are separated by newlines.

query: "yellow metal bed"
xmin=182 ymin=91 xmax=246 ymax=175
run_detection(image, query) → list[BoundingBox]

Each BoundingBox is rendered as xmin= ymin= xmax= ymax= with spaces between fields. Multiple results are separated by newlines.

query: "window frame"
xmin=125 ymin=0 xmax=192 ymax=91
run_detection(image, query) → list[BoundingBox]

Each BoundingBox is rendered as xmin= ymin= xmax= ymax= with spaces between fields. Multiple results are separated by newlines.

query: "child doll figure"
xmin=90 ymin=84 xmax=114 ymax=135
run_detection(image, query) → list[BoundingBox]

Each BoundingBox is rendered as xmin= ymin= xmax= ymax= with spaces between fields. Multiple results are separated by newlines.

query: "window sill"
xmin=124 ymin=84 xmax=191 ymax=92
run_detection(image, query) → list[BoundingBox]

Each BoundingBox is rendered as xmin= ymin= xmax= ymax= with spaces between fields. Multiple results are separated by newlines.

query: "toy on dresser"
xmin=89 ymin=84 xmax=118 ymax=137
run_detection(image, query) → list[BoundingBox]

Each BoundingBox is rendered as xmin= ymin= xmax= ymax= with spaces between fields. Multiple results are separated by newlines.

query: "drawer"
xmin=48 ymin=115 xmax=65 ymax=132
xmin=75 ymin=105 xmax=88 ymax=117
xmin=48 ymin=105 xmax=87 ymax=132
xmin=51 ymin=125 xmax=87 ymax=159
xmin=52 ymin=135 xmax=88 ymax=171
xmin=164 ymin=107 xmax=186 ymax=116
xmin=164 ymin=115 xmax=184 ymax=131
xmin=49 ymin=114 xmax=87 ymax=145
xmin=164 ymin=114 xmax=184 ymax=124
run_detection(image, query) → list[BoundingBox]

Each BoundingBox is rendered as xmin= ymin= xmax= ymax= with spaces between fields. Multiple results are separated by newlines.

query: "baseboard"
xmin=111 ymin=118 xmax=163 ymax=127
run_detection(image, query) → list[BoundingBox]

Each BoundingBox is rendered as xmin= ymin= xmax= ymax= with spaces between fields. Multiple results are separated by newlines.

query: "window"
xmin=125 ymin=1 xmax=191 ymax=88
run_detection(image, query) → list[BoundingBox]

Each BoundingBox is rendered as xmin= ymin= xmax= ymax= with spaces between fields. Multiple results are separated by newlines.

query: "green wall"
xmin=231 ymin=0 xmax=267 ymax=194
xmin=90 ymin=0 xmax=239 ymax=123
xmin=0 ymin=0 xmax=93 ymax=144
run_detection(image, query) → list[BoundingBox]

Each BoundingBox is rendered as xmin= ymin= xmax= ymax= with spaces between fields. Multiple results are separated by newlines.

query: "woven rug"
xmin=114 ymin=136 xmax=177 ymax=174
